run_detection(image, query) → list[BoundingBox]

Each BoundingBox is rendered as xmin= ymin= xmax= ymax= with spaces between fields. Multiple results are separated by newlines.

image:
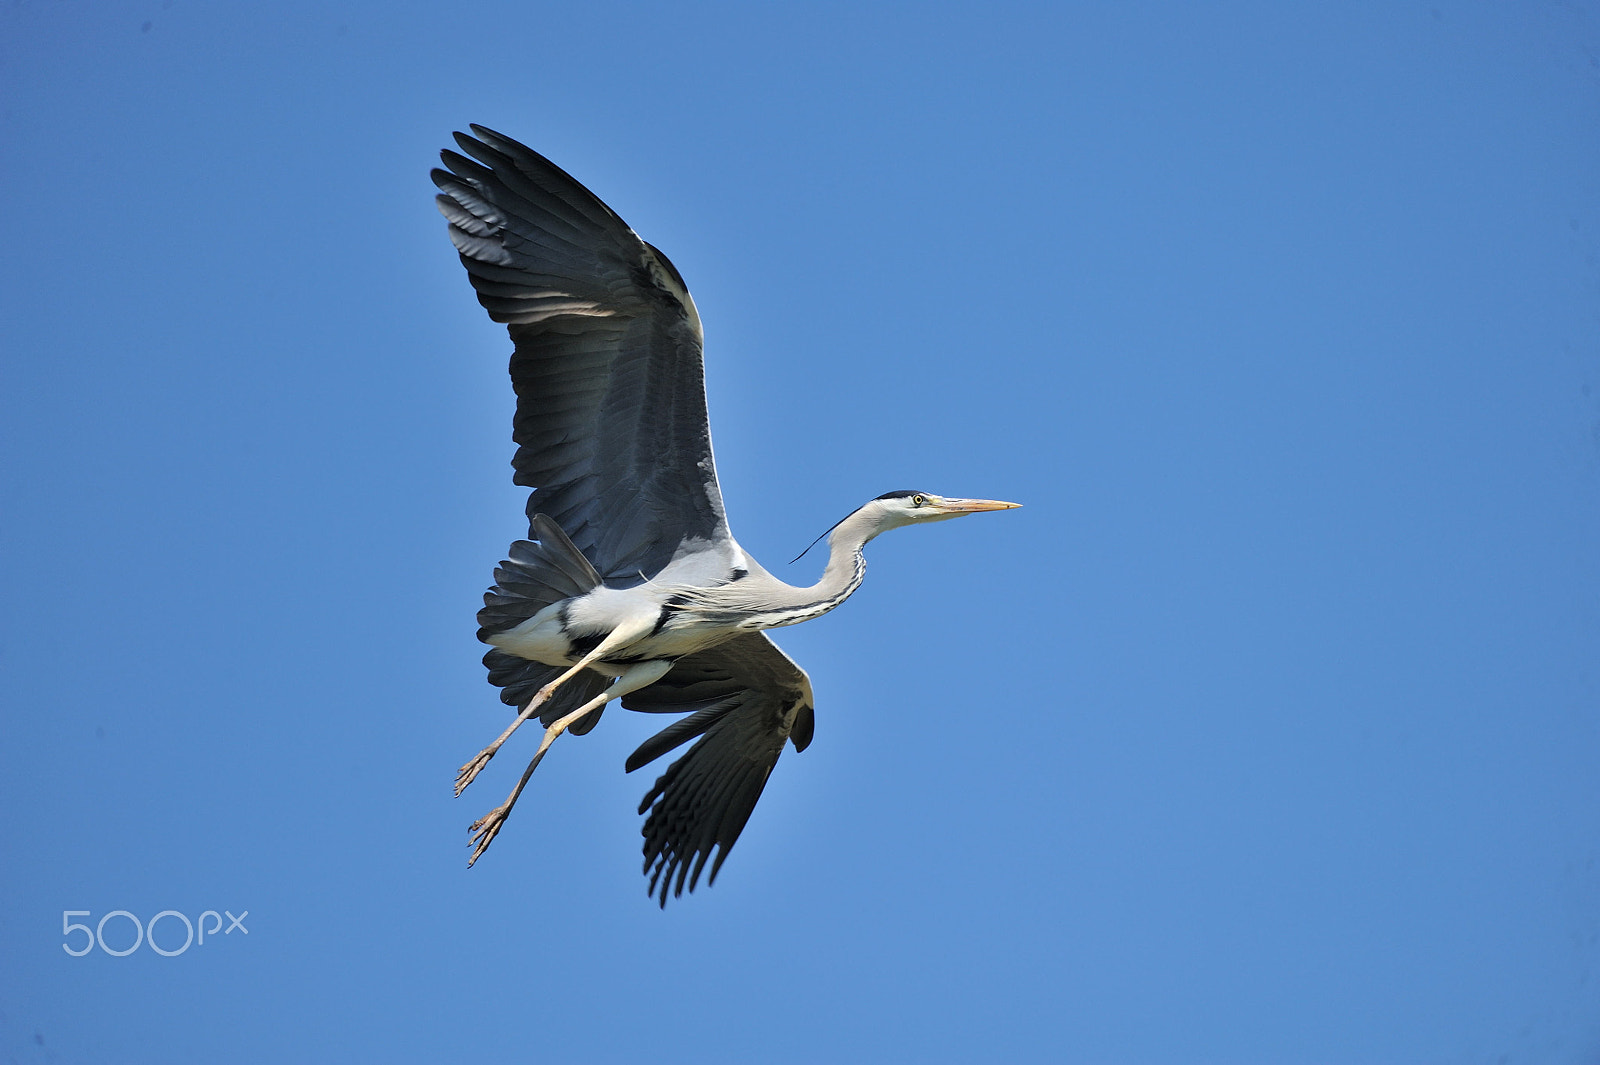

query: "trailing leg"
xmin=467 ymin=658 xmax=673 ymax=867
xmin=455 ymin=612 xmax=657 ymax=795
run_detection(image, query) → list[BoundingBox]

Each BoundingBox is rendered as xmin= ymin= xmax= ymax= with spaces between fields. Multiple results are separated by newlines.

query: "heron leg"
xmin=456 ymin=613 xmax=658 ymax=796
xmin=467 ymin=658 xmax=672 ymax=867
xmin=455 ymin=699 xmax=547 ymax=796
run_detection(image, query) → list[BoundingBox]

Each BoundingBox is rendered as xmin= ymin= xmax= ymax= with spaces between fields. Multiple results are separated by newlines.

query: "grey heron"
xmin=434 ymin=126 xmax=1018 ymax=904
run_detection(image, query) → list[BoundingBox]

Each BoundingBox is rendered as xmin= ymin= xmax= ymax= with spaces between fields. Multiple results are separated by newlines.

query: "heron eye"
xmin=911 ymin=494 xmax=927 ymax=507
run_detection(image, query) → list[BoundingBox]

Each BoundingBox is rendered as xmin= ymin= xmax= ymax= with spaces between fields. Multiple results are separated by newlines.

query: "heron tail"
xmin=476 ymin=514 xmax=609 ymax=733
xmin=481 ymin=650 xmax=610 ymax=734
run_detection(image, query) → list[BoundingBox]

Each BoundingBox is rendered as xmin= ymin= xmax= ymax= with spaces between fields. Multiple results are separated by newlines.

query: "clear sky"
xmin=3 ymin=2 xmax=1599 ymax=1062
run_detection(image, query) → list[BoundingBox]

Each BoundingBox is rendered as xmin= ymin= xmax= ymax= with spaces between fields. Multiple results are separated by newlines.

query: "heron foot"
xmin=467 ymin=804 xmax=511 ymax=867
xmin=455 ymin=749 xmax=496 ymax=796
xmin=455 ymin=688 xmax=557 ymax=796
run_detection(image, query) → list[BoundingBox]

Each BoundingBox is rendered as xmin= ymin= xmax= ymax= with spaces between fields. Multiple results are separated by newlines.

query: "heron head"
xmin=792 ymin=490 xmax=1020 ymax=563
xmin=867 ymin=490 xmax=1021 ymax=531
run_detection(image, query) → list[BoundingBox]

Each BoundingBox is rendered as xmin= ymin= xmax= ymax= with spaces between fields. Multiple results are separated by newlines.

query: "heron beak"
xmin=935 ymin=497 xmax=1022 ymax=514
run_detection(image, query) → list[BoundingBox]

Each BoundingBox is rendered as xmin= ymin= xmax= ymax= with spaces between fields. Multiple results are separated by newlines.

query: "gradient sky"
xmin=3 ymin=2 xmax=1599 ymax=1062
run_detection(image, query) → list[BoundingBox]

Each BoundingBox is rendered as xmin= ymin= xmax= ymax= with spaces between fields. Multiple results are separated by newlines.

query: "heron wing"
xmin=621 ymin=633 xmax=815 ymax=906
xmin=433 ymin=126 xmax=730 ymax=581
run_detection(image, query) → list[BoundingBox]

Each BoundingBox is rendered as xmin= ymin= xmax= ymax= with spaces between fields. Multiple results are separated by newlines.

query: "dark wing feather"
xmin=434 ymin=126 xmax=730 ymax=581
xmin=622 ymin=634 xmax=814 ymax=906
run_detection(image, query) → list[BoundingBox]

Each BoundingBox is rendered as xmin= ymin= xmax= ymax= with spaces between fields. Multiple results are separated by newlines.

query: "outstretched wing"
xmin=433 ymin=126 xmax=731 ymax=581
xmin=622 ymin=634 xmax=816 ymax=907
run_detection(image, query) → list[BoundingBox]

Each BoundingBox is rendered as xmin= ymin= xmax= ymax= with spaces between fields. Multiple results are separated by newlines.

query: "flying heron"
xmin=434 ymin=126 xmax=1019 ymax=904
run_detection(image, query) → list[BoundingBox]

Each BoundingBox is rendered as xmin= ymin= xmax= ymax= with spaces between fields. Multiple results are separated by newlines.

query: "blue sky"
xmin=3 ymin=2 xmax=1599 ymax=1062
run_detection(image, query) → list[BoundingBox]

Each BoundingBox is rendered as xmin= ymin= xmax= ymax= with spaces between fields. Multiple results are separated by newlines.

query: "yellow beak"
xmin=934 ymin=497 xmax=1022 ymax=514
